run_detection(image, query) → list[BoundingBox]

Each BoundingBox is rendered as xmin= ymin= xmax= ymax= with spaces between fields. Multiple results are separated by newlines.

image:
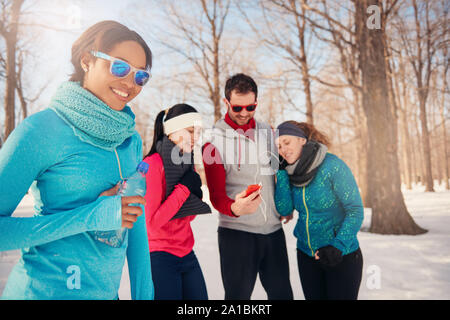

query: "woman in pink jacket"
xmin=143 ymin=103 xmax=211 ymax=300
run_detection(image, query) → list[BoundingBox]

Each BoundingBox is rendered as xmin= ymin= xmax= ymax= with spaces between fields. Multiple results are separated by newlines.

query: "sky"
xmin=0 ymin=0 xmax=330 ymax=138
xmin=0 ymin=0 xmax=131 ymax=129
xmin=2 ymin=0 xmax=249 ymax=127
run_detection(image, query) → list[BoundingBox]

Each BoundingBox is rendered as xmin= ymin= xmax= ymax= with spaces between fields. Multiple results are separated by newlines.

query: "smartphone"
xmin=245 ymin=183 xmax=262 ymax=197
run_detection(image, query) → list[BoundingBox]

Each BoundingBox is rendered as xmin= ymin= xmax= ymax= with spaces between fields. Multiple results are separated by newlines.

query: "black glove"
xmin=192 ymin=184 xmax=203 ymax=199
xmin=316 ymin=245 xmax=343 ymax=267
xmin=180 ymin=169 xmax=203 ymax=199
xmin=279 ymin=155 xmax=288 ymax=170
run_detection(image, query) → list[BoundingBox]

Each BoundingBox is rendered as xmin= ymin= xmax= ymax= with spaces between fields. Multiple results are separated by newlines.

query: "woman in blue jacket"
xmin=0 ymin=21 xmax=153 ymax=299
xmin=274 ymin=121 xmax=364 ymax=300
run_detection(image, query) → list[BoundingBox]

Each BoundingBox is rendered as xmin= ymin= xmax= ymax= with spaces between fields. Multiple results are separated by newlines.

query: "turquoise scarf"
xmin=50 ymin=81 xmax=136 ymax=151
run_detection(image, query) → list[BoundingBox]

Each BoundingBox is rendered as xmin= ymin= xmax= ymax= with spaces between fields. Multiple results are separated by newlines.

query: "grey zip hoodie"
xmin=206 ymin=118 xmax=282 ymax=235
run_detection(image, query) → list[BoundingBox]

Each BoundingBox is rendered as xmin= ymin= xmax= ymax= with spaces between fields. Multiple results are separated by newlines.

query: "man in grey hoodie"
xmin=202 ymin=73 xmax=293 ymax=300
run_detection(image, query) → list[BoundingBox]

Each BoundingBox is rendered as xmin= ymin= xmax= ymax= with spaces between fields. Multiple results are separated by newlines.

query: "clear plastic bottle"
xmin=92 ymin=161 xmax=149 ymax=248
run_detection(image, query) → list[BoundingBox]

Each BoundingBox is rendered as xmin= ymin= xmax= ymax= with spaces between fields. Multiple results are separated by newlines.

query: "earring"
xmin=81 ymin=64 xmax=88 ymax=72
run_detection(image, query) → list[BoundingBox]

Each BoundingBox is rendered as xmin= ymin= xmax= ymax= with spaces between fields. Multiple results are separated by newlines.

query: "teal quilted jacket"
xmin=275 ymin=153 xmax=363 ymax=257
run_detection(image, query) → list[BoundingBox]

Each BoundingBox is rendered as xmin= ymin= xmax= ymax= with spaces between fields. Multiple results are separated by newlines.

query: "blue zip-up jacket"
xmin=275 ymin=153 xmax=363 ymax=257
xmin=0 ymin=108 xmax=153 ymax=299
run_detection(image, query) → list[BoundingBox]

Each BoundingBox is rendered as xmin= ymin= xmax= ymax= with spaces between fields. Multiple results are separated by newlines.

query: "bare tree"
xmin=395 ymin=0 xmax=446 ymax=192
xmin=392 ymin=53 xmax=414 ymax=190
xmin=238 ymin=0 xmax=317 ymax=124
xmin=0 ymin=0 xmax=24 ymax=141
xmin=354 ymin=0 xmax=426 ymax=234
xmin=14 ymin=47 xmax=51 ymax=121
xmin=437 ymin=0 xmax=449 ymax=189
xmin=290 ymin=0 xmax=428 ymax=233
xmin=0 ymin=0 xmax=75 ymax=142
xmin=440 ymin=75 xmax=449 ymax=190
xmin=306 ymin=0 xmax=371 ymax=206
xmin=146 ymin=0 xmax=231 ymax=122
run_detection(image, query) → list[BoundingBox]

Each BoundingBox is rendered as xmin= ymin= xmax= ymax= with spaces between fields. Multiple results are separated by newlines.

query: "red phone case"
xmin=245 ymin=184 xmax=261 ymax=197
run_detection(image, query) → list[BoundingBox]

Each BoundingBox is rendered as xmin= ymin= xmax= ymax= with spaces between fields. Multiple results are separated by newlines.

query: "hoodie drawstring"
xmin=238 ymin=135 xmax=241 ymax=171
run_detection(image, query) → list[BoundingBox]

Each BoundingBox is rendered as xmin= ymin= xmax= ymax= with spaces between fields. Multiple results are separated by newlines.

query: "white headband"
xmin=163 ymin=112 xmax=203 ymax=135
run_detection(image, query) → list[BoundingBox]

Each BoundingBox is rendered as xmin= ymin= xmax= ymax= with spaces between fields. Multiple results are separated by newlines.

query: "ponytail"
xmin=146 ymin=110 xmax=166 ymax=157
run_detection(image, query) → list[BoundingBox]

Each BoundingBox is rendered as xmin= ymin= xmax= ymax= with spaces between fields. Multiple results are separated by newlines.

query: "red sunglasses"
xmin=227 ymin=101 xmax=258 ymax=113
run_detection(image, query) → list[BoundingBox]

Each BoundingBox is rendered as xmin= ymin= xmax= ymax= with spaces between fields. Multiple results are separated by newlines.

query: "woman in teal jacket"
xmin=0 ymin=21 xmax=153 ymax=299
xmin=274 ymin=121 xmax=364 ymax=300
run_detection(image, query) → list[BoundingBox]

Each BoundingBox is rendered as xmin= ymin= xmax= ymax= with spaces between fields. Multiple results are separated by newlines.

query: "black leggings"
xmin=297 ymin=247 xmax=363 ymax=300
xmin=218 ymin=227 xmax=293 ymax=300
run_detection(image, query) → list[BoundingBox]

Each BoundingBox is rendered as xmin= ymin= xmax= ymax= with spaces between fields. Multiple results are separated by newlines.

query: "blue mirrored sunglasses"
xmin=90 ymin=51 xmax=151 ymax=86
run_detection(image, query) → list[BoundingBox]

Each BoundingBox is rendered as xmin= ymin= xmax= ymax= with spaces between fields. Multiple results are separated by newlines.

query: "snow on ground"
xmin=1 ymin=183 xmax=449 ymax=300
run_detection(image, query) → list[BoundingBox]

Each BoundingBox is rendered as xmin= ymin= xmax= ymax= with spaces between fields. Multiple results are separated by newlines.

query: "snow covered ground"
xmin=1 ymin=183 xmax=449 ymax=300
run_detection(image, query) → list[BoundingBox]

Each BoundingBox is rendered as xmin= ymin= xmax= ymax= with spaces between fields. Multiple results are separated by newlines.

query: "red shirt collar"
xmin=224 ymin=112 xmax=256 ymax=132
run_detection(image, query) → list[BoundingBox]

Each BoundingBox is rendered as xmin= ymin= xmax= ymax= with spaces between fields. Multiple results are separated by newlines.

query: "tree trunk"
xmin=398 ymin=55 xmax=413 ymax=190
xmin=292 ymin=0 xmax=314 ymax=124
xmin=213 ymin=36 xmax=221 ymax=122
xmin=16 ymin=54 xmax=27 ymax=121
xmin=2 ymin=0 xmax=24 ymax=141
xmin=440 ymin=107 xmax=450 ymax=190
xmin=430 ymin=96 xmax=442 ymax=186
xmin=4 ymin=39 xmax=16 ymax=140
xmin=352 ymin=87 xmax=370 ymax=207
xmin=418 ymin=92 xmax=435 ymax=191
xmin=412 ymin=112 xmax=426 ymax=185
xmin=399 ymin=107 xmax=412 ymax=189
xmin=440 ymin=66 xmax=449 ymax=189
xmin=439 ymin=2 xmax=449 ymax=190
xmin=411 ymin=114 xmax=421 ymax=186
xmin=354 ymin=0 xmax=426 ymax=235
xmin=412 ymin=0 xmax=434 ymax=192
xmin=300 ymin=56 xmax=314 ymax=125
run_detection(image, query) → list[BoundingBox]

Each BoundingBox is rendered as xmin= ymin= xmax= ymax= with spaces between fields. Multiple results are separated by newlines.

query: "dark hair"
xmin=287 ymin=121 xmax=331 ymax=148
xmin=224 ymin=73 xmax=258 ymax=101
xmin=146 ymin=104 xmax=198 ymax=157
xmin=70 ymin=20 xmax=152 ymax=85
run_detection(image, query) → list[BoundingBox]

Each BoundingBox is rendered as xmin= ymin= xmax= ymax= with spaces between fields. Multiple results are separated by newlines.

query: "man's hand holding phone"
xmin=230 ymin=184 xmax=262 ymax=217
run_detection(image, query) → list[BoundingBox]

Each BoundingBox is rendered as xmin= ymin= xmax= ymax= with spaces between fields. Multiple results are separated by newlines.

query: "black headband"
xmin=276 ymin=122 xmax=308 ymax=140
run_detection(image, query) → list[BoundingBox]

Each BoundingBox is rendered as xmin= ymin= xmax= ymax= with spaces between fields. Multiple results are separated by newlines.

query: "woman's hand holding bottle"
xmin=99 ymin=183 xmax=146 ymax=229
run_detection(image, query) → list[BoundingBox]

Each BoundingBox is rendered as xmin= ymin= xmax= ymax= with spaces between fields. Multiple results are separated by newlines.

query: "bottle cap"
xmin=137 ymin=161 xmax=149 ymax=174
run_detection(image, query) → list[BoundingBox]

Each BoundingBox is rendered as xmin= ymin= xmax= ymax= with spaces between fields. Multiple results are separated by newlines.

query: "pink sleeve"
xmin=144 ymin=155 xmax=191 ymax=230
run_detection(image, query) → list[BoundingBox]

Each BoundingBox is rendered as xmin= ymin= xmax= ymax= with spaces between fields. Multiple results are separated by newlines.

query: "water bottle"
xmin=118 ymin=161 xmax=149 ymax=195
xmin=92 ymin=161 xmax=149 ymax=248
